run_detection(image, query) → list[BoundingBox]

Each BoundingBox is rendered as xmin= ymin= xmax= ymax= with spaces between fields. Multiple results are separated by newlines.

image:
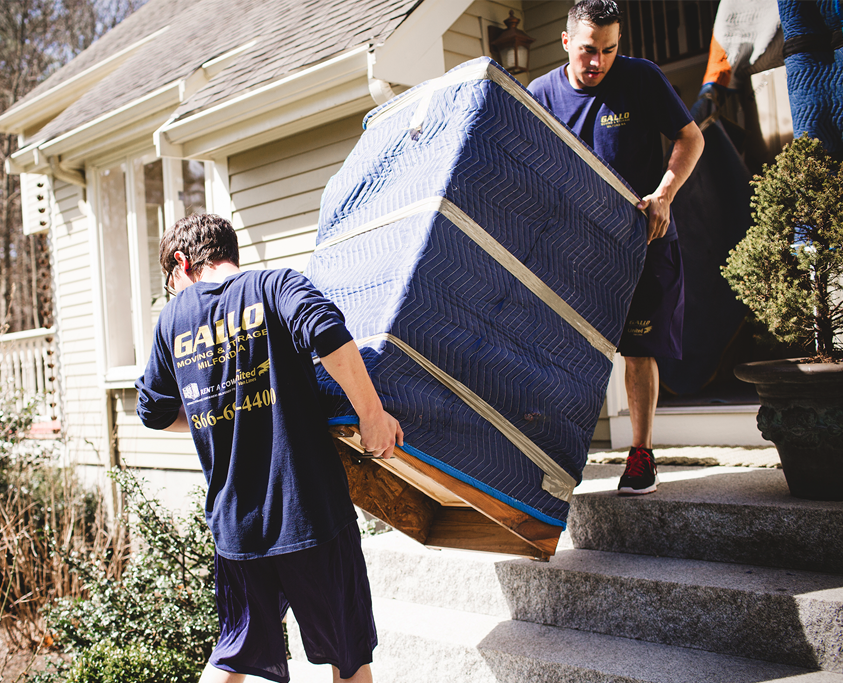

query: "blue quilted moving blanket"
xmin=778 ymin=0 xmax=843 ymax=156
xmin=305 ymin=58 xmax=647 ymax=527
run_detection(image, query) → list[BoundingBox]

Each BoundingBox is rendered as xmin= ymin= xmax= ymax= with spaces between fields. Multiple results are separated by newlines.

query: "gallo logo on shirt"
xmin=601 ymin=111 xmax=630 ymax=128
xmin=626 ymin=319 xmax=653 ymax=336
xmin=173 ymin=302 xmax=266 ymax=366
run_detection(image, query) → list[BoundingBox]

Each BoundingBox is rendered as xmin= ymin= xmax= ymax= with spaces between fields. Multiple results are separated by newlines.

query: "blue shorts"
xmin=210 ymin=522 xmax=377 ymax=682
xmin=618 ymin=238 xmax=684 ymax=359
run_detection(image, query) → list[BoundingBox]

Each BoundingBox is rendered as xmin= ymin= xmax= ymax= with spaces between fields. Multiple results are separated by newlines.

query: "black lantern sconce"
xmin=489 ymin=10 xmax=535 ymax=75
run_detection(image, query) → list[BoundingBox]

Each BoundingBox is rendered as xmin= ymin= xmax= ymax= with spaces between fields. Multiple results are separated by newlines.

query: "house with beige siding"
xmin=0 ymin=0 xmax=784 ymax=509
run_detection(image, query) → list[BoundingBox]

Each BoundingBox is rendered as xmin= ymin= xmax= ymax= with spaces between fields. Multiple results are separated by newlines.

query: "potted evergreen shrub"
xmin=723 ymin=135 xmax=843 ymax=500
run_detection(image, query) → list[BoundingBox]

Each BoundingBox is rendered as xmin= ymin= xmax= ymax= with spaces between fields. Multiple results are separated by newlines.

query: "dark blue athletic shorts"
xmin=209 ymin=521 xmax=377 ymax=682
xmin=618 ymin=237 xmax=684 ymax=359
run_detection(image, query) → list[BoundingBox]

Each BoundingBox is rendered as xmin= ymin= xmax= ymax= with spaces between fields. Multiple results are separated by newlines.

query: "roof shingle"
xmin=13 ymin=0 xmax=421 ymax=145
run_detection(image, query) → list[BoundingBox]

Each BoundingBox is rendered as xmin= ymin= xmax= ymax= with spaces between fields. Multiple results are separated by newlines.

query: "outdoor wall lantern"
xmin=489 ymin=10 xmax=535 ymax=74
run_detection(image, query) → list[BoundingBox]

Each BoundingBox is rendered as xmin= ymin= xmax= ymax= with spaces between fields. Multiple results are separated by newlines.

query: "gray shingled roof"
xmin=174 ymin=0 xmax=419 ymax=119
xmin=15 ymin=0 xmax=421 ymax=144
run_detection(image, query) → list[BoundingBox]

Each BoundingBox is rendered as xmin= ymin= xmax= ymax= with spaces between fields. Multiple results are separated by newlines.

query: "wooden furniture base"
xmin=330 ymin=425 xmax=562 ymax=560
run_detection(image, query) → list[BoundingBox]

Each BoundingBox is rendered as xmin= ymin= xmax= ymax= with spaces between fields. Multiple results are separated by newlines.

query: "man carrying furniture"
xmin=136 ymin=213 xmax=403 ymax=683
xmin=528 ymin=0 xmax=704 ymax=494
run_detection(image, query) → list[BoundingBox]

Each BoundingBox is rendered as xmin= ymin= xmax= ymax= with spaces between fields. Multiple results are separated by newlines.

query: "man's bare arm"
xmin=320 ymin=340 xmax=404 ymax=459
xmin=637 ymin=120 xmax=705 ymax=243
xmin=164 ymin=405 xmax=190 ymax=432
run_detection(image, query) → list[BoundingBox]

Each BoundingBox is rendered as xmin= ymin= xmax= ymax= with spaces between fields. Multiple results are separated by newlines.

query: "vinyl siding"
xmin=443 ymin=0 xmax=529 ymax=85
xmin=50 ymin=180 xmax=104 ymax=466
xmin=228 ymin=113 xmax=367 ymax=273
xmin=113 ymin=388 xmax=199 ymax=471
xmin=523 ymin=1 xmax=572 ymax=81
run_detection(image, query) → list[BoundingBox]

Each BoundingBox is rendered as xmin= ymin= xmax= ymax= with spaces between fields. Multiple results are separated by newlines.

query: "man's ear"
xmin=561 ymin=31 xmax=570 ymax=52
xmin=174 ymin=250 xmax=190 ymax=272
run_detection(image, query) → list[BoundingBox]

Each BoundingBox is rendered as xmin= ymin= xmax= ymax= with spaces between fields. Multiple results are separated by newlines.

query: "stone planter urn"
xmin=735 ymin=359 xmax=843 ymax=501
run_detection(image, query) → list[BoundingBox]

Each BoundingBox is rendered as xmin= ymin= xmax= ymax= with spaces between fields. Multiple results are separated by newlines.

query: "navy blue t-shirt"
xmin=136 ymin=269 xmax=357 ymax=560
xmin=528 ymin=55 xmax=692 ymax=242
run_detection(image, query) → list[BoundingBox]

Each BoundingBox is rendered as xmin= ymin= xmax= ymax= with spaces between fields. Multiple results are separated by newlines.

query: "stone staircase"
xmin=285 ymin=463 xmax=843 ymax=682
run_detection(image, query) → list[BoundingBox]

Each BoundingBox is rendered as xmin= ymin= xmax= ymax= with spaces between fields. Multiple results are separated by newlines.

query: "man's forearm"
xmin=320 ymin=341 xmax=383 ymax=421
xmin=656 ymin=121 xmax=705 ymax=203
xmin=638 ymin=120 xmax=704 ymax=241
xmin=320 ymin=340 xmax=403 ymax=458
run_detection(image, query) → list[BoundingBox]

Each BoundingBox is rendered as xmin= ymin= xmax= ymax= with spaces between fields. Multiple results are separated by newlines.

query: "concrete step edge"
xmin=287 ymin=597 xmax=843 ymax=683
xmin=568 ymin=465 xmax=843 ymax=573
xmin=499 ymin=548 xmax=843 ymax=672
xmin=361 ymin=534 xmax=843 ymax=671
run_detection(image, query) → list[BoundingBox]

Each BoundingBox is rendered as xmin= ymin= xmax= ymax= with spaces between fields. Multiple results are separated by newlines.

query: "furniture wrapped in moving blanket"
xmin=777 ymin=0 xmax=843 ymax=157
xmin=305 ymin=57 xmax=647 ymax=558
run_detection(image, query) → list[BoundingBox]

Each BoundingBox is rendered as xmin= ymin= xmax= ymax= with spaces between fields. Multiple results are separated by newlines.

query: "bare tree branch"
xmin=0 ymin=0 xmax=148 ymax=332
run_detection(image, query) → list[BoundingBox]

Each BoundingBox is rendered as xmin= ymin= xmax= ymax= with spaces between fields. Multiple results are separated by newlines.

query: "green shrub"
xmin=32 ymin=470 xmax=217 ymax=683
xmin=64 ymin=640 xmax=198 ymax=683
xmin=0 ymin=388 xmax=51 ymax=488
xmin=722 ymin=135 xmax=843 ymax=357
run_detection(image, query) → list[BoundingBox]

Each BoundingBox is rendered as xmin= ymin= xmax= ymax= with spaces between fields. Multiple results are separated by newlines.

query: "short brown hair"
xmin=568 ymin=0 xmax=623 ymax=35
xmin=159 ymin=213 xmax=239 ymax=277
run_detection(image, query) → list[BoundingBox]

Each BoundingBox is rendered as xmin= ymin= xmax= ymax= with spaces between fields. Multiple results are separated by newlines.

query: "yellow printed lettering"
xmin=175 ymin=332 xmax=193 ymax=358
xmin=242 ymin=303 xmax=264 ymax=330
xmin=194 ymin=325 xmax=214 ymax=351
xmin=215 ymin=319 xmax=227 ymax=344
xmin=227 ymin=311 xmax=241 ymax=337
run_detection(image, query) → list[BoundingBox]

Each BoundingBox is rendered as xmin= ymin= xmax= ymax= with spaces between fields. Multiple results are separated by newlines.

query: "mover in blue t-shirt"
xmin=136 ymin=214 xmax=402 ymax=683
xmin=528 ymin=0 xmax=703 ymax=495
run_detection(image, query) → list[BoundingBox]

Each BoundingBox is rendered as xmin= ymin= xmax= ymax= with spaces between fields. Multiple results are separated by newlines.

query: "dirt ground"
xmin=0 ymin=640 xmax=36 ymax=682
xmin=0 ymin=634 xmax=64 ymax=682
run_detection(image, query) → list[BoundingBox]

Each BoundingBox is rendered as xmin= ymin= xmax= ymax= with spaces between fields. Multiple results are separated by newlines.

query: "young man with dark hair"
xmin=528 ymin=0 xmax=704 ymax=494
xmin=136 ymin=213 xmax=403 ymax=683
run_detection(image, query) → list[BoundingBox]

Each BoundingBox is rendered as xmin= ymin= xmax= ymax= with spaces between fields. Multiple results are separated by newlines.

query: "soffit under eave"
xmin=154 ymin=0 xmax=473 ymax=161
xmin=156 ymin=46 xmax=373 ymax=161
xmin=8 ymin=81 xmax=182 ymax=177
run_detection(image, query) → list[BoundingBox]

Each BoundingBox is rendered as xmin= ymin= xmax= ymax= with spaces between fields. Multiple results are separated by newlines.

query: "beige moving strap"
xmin=315 ymin=196 xmax=615 ymax=359
xmin=365 ymin=60 xmax=640 ymax=207
xmin=357 ymin=333 xmax=577 ymax=502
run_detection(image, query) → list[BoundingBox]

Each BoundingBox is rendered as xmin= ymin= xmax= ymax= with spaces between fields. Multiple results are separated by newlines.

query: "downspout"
xmin=48 ymin=157 xmax=85 ymax=188
xmin=367 ymin=48 xmax=396 ymax=105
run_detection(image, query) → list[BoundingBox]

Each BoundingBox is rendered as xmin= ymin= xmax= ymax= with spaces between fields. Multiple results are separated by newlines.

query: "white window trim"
xmin=92 ymin=154 xmax=148 ymax=387
xmin=209 ymin=158 xmax=230 ymax=220
xmin=91 ymin=153 xmax=225 ymax=388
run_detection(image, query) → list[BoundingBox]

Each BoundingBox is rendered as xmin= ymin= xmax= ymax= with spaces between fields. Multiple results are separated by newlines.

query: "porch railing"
xmin=0 ymin=327 xmax=60 ymax=435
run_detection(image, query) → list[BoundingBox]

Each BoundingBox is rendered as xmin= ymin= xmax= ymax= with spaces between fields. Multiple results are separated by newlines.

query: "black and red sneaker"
xmin=618 ymin=446 xmax=659 ymax=495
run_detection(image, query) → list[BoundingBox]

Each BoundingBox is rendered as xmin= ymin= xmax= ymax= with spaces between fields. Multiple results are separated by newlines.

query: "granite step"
xmin=361 ymin=532 xmax=843 ymax=671
xmin=497 ymin=548 xmax=843 ymax=672
xmin=279 ymin=463 xmax=843 ymax=680
xmin=569 ymin=464 xmax=843 ymax=573
xmin=286 ymin=597 xmax=843 ymax=683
